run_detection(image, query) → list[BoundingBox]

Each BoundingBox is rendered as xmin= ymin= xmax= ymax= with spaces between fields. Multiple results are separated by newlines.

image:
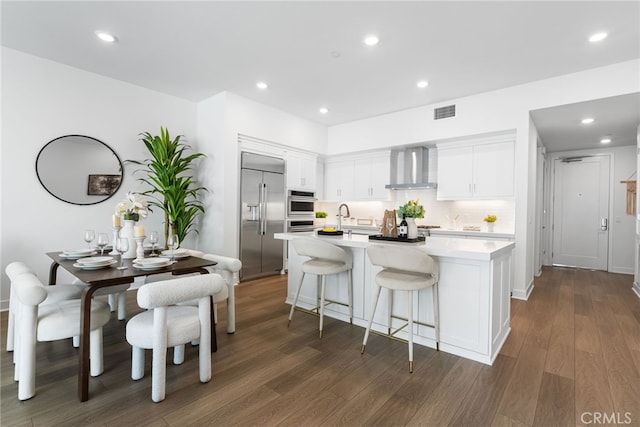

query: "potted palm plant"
xmin=130 ymin=127 xmax=206 ymax=247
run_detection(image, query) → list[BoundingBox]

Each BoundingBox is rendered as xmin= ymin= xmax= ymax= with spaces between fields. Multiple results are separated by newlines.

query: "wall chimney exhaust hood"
xmin=385 ymin=147 xmax=437 ymax=190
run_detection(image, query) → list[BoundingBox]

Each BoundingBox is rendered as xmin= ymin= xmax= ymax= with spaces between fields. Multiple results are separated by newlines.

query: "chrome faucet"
xmin=337 ymin=203 xmax=350 ymax=230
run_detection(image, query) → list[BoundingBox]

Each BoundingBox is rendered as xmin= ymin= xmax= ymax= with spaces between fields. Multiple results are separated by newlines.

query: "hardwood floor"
xmin=2 ymin=267 xmax=639 ymax=426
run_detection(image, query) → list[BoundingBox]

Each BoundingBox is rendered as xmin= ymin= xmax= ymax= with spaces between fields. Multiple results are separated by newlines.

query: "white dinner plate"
xmin=63 ymin=248 xmax=95 ymax=256
xmin=78 ymin=256 xmax=113 ymax=264
xmin=160 ymin=249 xmax=189 ymax=259
xmin=76 ymin=256 xmax=114 ymax=267
xmin=134 ymin=257 xmax=171 ymax=266
xmin=133 ymin=260 xmax=172 ymax=270
xmin=73 ymin=259 xmax=117 ymax=270
xmin=59 ymin=251 xmax=97 ymax=260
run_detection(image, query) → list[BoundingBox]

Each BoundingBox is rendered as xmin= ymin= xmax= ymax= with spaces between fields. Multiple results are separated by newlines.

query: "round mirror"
xmin=36 ymin=135 xmax=123 ymax=205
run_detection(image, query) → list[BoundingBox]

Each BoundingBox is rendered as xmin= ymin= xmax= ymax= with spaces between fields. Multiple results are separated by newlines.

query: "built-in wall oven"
xmin=286 ymin=218 xmax=315 ymax=233
xmin=287 ymin=190 xmax=316 ymax=216
xmin=286 ymin=189 xmax=316 ymax=232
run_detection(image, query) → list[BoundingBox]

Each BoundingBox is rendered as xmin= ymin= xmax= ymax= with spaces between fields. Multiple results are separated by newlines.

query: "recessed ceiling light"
xmin=364 ymin=35 xmax=379 ymax=46
xmin=417 ymin=80 xmax=429 ymax=89
xmin=256 ymin=81 xmax=268 ymax=90
xmin=589 ymin=32 xmax=608 ymax=43
xmin=95 ymin=31 xmax=117 ymax=43
xmin=581 ymin=118 xmax=595 ymax=124
xmin=600 ymin=137 xmax=611 ymax=144
xmin=319 ymin=107 xmax=329 ymax=114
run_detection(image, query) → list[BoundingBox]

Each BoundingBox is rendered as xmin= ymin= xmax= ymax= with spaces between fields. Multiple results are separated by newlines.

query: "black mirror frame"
xmin=35 ymin=134 xmax=124 ymax=206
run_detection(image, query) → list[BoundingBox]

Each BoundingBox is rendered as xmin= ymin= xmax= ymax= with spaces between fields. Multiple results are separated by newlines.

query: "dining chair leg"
xmin=90 ymin=328 xmax=104 ymax=377
xmin=108 ymin=294 xmax=116 ymax=313
xmin=7 ymin=309 xmax=15 ymax=352
xmin=174 ymin=345 xmax=185 ymax=364
xmin=361 ymin=285 xmax=382 ymax=354
xmin=131 ymin=347 xmax=145 ymax=380
xmin=198 ymin=298 xmax=212 ymax=383
xmin=117 ymin=292 xmax=126 ymax=320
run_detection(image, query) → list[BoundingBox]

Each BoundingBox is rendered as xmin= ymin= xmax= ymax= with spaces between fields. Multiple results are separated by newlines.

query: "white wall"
xmin=196 ymin=92 xmax=327 ymax=258
xmin=1 ymin=48 xmax=196 ymax=309
xmin=546 ymin=145 xmax=636 ymax=274
xmin=328 ymin=59 xmax=640 ymax=299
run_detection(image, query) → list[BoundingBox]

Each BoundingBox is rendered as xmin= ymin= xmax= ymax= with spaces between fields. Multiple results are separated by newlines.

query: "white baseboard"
xmin=633 ymin=281 xmax=640 ymax=299
xmin=511 ymin=278 xmax=534 ymax=301
xmin=0 ymin=299 xmax=8 ymax=312
xmin=609 ymin=266 xmax=634 ymax=275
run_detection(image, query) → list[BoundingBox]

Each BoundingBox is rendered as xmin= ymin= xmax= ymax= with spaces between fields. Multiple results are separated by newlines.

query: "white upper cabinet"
xmin=437 ymin=137 xmax=515 ymax=200
xmin=353 ymin=152 xmax=391 ymax=200
xmin=324 ymin=160 xmax=354 ymax=200
xmin=324 ymin=151 xmax=390 ymax=201
xmin=285 ymin=150 xmax=317 ymax=191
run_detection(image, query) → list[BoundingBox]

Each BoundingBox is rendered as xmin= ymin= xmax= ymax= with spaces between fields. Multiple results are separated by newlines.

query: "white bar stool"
xmin=289 ymin=237 xmax=353 ymax=338
xmin=361 ymin=244 xmax=440 ymax=373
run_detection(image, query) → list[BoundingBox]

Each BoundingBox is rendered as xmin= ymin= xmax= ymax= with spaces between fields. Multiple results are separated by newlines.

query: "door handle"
xmin=261 ymin=183 xmax=268 ymax=235
xmin=600 ymin=218 xmax=608 ymax=231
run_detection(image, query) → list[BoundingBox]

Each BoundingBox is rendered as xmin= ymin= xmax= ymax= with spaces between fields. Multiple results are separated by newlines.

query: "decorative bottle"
xmin=399 ymin=214 xmax=408 ymax=239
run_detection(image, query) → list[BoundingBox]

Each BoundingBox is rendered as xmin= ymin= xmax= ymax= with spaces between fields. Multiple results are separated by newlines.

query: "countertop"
xmin=275 ymin=232 xmax=515 ymax=261
xmin=429 ymin=228 xmax=515 ymax=239
xmin=322 ymin=222 xmax=515 ymax=239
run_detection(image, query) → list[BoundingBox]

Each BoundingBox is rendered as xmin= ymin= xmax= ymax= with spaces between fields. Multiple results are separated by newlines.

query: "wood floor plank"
xmin=448 ymin=354 xmax=517 ymax=427
xmin=575 ymin=349 xmax=615 ymax=427
xmin=575 ymin=313 xmax=602 ymax=354
xmin=495 ymin=340 xmax=547 ymax=425
xmin=532 ymin=372 xmax=574 ymax=426
xmin=406 ymin=357 xmax=483 ymax=425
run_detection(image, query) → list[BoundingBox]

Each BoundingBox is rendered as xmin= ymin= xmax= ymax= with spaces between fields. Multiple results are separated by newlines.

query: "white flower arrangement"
xmin=115 ymin=192 xmax=149 ymax=221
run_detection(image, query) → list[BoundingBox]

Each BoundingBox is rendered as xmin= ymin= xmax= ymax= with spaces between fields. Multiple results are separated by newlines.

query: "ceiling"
xmin=531 ymin=93 xmax=640 ymax=153
xmin=2 ymin=1 xmax=639 ymax=150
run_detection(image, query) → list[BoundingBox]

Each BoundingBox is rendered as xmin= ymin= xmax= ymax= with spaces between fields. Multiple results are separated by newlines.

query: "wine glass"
xmin=116 ymin=238 xmax=129 ymax=269
xmin=148 ymin=231 xmax=159 ymax=257
xmin=167 ymin=234 xmax=179 ymax=261
xmin=96 ymin=233 xmax=109 ymax=256
xmin=386 ymin=218 xmax=395 ymax=237
xmin=84 ymin=229 xmax=95 ymax=249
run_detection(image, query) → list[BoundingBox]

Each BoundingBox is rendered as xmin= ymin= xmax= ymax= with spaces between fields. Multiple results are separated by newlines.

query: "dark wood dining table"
xmin=46 ymin=252 xmax=218 ymax=402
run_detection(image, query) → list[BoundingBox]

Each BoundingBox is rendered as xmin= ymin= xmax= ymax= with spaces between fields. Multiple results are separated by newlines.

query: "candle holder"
xmin=109 ymin=226 xmax=122 ymax=255
xmin=134 ymin=235 xmax=146 ymax=261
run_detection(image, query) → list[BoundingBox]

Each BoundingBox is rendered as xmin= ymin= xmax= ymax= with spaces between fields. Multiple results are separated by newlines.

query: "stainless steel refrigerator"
xmin=240 ymin=152 xmax=285 ymax=280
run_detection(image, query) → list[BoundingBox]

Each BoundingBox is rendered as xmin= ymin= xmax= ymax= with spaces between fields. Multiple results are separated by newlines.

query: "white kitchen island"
xmin=274 ymin=232 xmax=515 ymax=365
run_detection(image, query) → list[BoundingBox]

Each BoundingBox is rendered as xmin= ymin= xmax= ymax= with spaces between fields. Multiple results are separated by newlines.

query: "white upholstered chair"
xmin=71 ymin=278 xmax=131 ymax=321
xmin=13 ymin=271 xmax=111 ymax=400
xmin=6 ymin=262 xmax=85 ymax=374
xmin=289 ymin=237 xmax=353 ymax=338
xmin=143 ymin=249 xmax=241 ymax=333
xmin=125 ymin=274 xmax=225 ymax=402
xmin=362 ymin=245 xmax=440 ymax=373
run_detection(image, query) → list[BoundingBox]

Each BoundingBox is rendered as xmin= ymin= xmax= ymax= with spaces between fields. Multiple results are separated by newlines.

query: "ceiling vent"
xmin=434 ymin=105 xmax=456 ymax=120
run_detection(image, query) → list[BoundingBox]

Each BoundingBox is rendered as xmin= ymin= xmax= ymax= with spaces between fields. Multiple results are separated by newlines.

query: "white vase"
xmin=407 ymin=217 xmax=418 ymax=239
xmin=120 ymin=220 xmax=138 ymax=259
xmin=486 ymin=222 xmax=495 ymax=232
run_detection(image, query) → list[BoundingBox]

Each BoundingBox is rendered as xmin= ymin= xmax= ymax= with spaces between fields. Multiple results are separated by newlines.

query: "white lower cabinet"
xmin=285 ymin=239 xmax=513 ymax=365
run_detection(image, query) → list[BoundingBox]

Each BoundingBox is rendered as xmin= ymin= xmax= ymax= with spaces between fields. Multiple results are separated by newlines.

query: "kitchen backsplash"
xmin=317 ymin=189 xmax=515 ymax=233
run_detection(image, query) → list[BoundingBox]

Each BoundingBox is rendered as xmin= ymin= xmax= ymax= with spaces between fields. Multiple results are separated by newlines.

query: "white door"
xmin=552 ymin=155 xmax=610 ymax=270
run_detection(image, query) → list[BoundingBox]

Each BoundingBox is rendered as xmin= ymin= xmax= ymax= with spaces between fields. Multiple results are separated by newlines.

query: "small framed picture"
xmin=87 ymin=174 xmax=121 ymax=196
